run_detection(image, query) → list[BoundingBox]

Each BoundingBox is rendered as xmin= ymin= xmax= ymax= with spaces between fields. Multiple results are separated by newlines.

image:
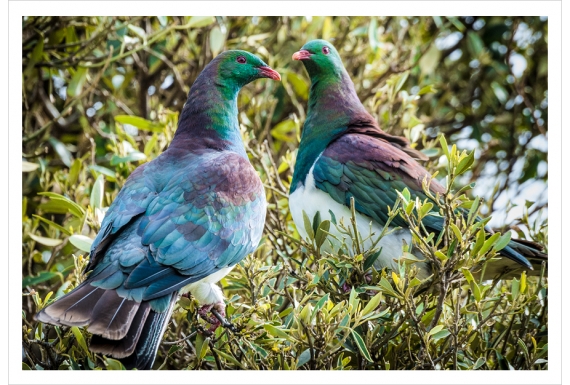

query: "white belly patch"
xmin=181 ymin=265 xmax=234 ymax=305
xmin=289 ymin=155 xmax=425 ymax=275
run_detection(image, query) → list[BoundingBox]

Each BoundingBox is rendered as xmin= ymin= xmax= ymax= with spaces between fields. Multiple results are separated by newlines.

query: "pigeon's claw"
xmin=198 ymin=302 xmax=236 ymax=334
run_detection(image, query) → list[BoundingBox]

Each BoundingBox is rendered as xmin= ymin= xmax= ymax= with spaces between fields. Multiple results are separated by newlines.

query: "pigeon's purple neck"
xmin=170 ymin=62 xmax=246 ymax=157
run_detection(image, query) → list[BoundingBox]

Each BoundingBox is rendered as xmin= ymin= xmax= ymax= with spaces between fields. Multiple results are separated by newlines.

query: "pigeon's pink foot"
xmin=198 ymin=302 xmax=226 ymax=333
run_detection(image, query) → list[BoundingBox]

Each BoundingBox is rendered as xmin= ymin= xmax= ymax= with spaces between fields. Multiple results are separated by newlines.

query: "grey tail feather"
xmin=115 ymin=292 xmax=179 ymax=370
xmin=35 ymin=282 xmax=141 ymax=340
xmin=35 ymin=280 xmax=179 ymax=370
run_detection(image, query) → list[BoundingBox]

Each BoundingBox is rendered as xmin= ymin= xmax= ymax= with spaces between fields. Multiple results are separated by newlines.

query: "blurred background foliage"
xmin=22 ymin=16 xmax=548 ymax=370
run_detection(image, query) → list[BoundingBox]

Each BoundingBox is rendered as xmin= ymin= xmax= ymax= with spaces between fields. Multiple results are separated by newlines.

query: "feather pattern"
xmin=290 ymin=39 xmax=546 ymax=280
xmin=35 ymin=50 xmax=274 ymax=369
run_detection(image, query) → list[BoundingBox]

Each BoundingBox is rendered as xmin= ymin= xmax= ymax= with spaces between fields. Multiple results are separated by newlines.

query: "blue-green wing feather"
xmin=87 ymin=149 xmax=265 ymax=307
xmin=313 ymin=133 xmax=533 ymax=269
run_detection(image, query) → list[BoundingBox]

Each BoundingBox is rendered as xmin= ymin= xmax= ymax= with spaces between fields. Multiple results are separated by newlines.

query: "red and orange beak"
xmin=292 ymin=49 xmax=312 ymax=61
xmin=258 ymin=66 xmax=281 ymax=81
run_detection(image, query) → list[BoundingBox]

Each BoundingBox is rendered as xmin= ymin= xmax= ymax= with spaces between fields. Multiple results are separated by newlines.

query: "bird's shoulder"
xmin=321 ymin=133 xmax=444 ymax=192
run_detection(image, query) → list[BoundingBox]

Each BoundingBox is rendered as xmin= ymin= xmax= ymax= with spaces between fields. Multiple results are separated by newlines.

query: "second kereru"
xmin=289 ymin=39 xmax=546 ymax=281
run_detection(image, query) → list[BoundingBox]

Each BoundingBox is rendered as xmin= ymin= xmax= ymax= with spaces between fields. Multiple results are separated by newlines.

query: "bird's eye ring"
xmin=237 ymin=56 xmax=247 ymax=64
xmin=322 ymin=46 xmax=330 ymax=55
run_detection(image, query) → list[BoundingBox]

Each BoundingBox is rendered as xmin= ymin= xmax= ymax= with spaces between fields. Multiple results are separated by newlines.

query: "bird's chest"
xmin=289 ymin=156 xmax=412 ymax=272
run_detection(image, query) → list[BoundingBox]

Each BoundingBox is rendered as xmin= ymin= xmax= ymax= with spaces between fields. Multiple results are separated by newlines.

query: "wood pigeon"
xmin=35 ymin=50 xmax=281 ymax=369
xmin=289 ymin=39 xmax=546 ymax=281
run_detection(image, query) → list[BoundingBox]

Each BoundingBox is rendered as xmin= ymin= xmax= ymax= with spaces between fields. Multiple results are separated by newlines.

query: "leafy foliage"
xmin=22 ymin=16 xmax=547 ymax=370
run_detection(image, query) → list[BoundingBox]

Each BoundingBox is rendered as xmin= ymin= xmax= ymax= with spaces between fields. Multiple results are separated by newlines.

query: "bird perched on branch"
xmin=289 ymin=39 xmax=546 ymax=281
xmin=35 ymin=50 xmax=280 ymax=370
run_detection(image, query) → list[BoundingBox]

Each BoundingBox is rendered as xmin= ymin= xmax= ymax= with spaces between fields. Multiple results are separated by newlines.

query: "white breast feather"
xmin=289 ymin=154 xmax=429 ymax=277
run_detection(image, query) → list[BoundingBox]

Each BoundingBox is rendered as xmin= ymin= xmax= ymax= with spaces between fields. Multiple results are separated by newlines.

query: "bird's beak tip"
xmin=259 ymin=66 xmax=281 ymax=81
xmin=292 ymin=50 xmax=312 ymax=61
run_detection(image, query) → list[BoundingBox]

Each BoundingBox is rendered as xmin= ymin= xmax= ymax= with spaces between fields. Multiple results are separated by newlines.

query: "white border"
xmin=6 ymin=2 xmax=564 ymax=384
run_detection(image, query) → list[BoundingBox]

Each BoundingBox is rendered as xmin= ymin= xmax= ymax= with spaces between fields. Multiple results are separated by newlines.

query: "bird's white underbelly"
xmin=181 ymin=265 xmax=234 ymax=305
xmin=289 ymin=156 xmax=415 ymax=273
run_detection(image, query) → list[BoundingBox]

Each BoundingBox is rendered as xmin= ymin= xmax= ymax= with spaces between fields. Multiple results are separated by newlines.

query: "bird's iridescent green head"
xmin=292 ymin=39 xmax=344 ymax=80
xmin=213 ymin=50 xmax=281 ymax=90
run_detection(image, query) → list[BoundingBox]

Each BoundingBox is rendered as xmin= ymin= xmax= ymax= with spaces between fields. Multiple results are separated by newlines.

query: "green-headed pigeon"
xmin=35 ymin=50 xmax=281 ymax=369
xmin=289 ymin=39 xmax=546 ymax=281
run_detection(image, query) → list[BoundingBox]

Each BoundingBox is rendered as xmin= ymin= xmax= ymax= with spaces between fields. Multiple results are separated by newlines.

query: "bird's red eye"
xmin=237 ymin=56 xmax=246 ymax=64
xmin=322 ymin=46 xmax=330 ymax=55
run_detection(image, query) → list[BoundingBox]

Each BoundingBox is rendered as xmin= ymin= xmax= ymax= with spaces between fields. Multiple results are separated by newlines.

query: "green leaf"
xmin=431 ymin=329 xmax=451 ymax=341
xmin=302 ymin=210 xmax=314 ymax=240
xmin=110 ymin=151 xmax=147 ymax=165
xmin=418 ymin=202 xmax=434 ymax=218
xmin=264 ymin=324 xmax=294 ymax=342
xmin=462 ymin=269 xmax=475 ymax=284
xmin=38 ymin=192 xmax=84 ymax=218
xmin=377 ymin=277 xmax=400 ymax=298
xmin=311 ymin=211 xmax=321 ymax=235
xmin=491 ymin=81 xmax=508 ymax=104
xmin=33 ymin=214 xmax=72 ymax=236
xmin=69 ymin=234 xmax=93 ymax=252
xmin=68 ymin=159 xmax=82 ymax=186
xmin=449 ymin=223 xmax=463 ymax=241
xmin=296 ymin=348 xmax=313 ymax=368
xmin=493 ymin=231 xmax=512 ymax=252
xmin=90 ymin=174 xmax=105 ymax=209
xmin=127 ymin=24 xmax=146 ymax=40
xmin=471 ymin=281 xmax=482 ymax=302
xmin=455 ymin=150 xmax=475 ymax=175
xmin=187 ymin=16 xmax=216 ymax=28
xmin=28 ymin=233 xmax=63 ymax=247
xmin=417 ymin=84 xmax=437 ymax=95
xmin=144 ymin=134 xmax=159 ymax=156
xmin=471 ymin=229 xmax=486 ymax=256
xmin=89 ymin=165 xmax=117 ymax=181
xmin=315 ymin=220 xmax=330 ymax=250
xmin=361 ymin=291 xmax=383 ymax=316
xmin=209 ymin=26 xmax=225 ymax=57
xmin=104 ymin=357 xmax=126 ymax=370
xmin=67 ymin=67 xmax=88 ymax=98
xmin=520 ymin=271 xmax=527 ymax=294
xmin=478 ymin=233 xmax=501 ymax=256
xmin=401 ymin=187 xmax=411 ymax=202
xmin=447 ymin=16 xmax=466 ymax=32
xmin=364 ymin=248 xmax=382 ymax=271
xmin=393 ymin=71 xmax=409 ymax=94
xmin=22 ymin=161 xmax=40 ymax=172
xmin=114 ymin=115 xmax=165 ymax=132
xmin=466 ymin=31 xmax=484 ymax=56
xmin=22 ymin=271 xmax=61 ymax=288
xmin=311 ymin=293 xmax=329 ymax=321
xmin=213 ymin=348 xmax=244 ymax=368
xmin=511 ymin=278 xmax=520 ymax=301
xmin=31 ymin=37 xmax=45 ymax=63
xmin=157 ymin=16 xmax=168 ymax=26
xmin=473 ymin=357 xmax=486 ymax=369
xmin=71 ymin=326 xmax=89 ymax=355
xmin=439 ymin=135 xmax=450 ymax=159
xmin=48 ymin=137 xmax=73 ymax=167
xmin=368 ymin=17 xmax=379 ymax=50
xmin=270 ymin=119 xmax=298 ymax=143
xmin=419 ymin=44 xmax=441 ymax=75
xmin=350 ymin=329 xmax=372 ymax=362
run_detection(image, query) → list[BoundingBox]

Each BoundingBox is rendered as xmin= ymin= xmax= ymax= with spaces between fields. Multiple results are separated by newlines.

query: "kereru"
xmin=35 ymin=50 xmax=281 ymax=370
xmin=289 ymin=39 xmax=546 ymax=281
